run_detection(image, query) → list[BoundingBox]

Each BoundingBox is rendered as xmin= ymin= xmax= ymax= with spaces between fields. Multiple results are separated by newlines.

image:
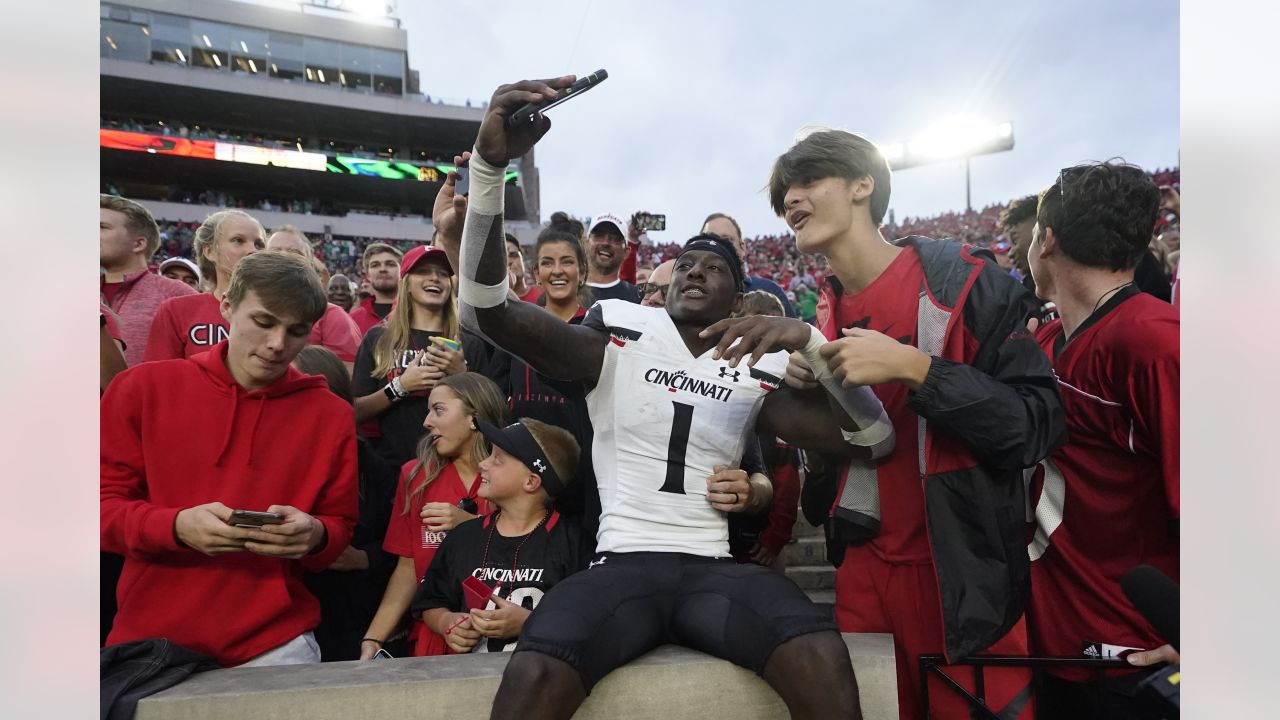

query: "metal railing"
xmin=918 ymin=655 xmax=1130 ymax=719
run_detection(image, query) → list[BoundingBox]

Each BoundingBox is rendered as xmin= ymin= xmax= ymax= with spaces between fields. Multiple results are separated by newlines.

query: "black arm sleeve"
xmin=906 ymin=262 xmax=1066 ymax=471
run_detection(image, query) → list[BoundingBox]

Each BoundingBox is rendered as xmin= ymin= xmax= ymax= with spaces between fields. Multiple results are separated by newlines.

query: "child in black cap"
xmin=412 ymin=418 xmax=588 ymax=654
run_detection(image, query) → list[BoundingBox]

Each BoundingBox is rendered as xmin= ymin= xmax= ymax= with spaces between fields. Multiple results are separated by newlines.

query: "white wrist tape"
xmin=458 ymin=275 xmax=509 ymax=309
xmin=799 ymin=326 xmax=894 ymax=448
xmin=456 ymin=148 xmax=510 ymax=309
xmin=466 ymin=148 xmax=505 ymax=216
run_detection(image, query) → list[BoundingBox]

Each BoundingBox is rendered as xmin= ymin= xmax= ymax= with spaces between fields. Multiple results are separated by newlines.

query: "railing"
xmin=919 ymin=654 xmax=1130 ymax=719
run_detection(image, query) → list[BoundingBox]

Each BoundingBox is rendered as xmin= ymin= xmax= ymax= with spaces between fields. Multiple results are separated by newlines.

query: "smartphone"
xmin=634 ymin=212 xmax=666 ymax=233
xmin=228 ymin=510 xmax=285 ymax=528
xmin=372 ymin=648 xmax=393 ymax=660
xmin=506 ymin=69 xmax=609 ymax=129
xmin=431 ymin=336 xmax=461 ymax=352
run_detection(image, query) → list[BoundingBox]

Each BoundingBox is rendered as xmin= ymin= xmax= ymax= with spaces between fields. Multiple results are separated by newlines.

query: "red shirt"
xmin=1028 ymin=288 xmax=1179 ymax=677
xmin=100 ymin=343 xmax=357 ymax=666
xmin=101 ymin=269 xmax=199 ymax=365
xmin=826 ymin=246 xmax=931 ymax=562
xmin=308 ymin=304 xmax=363 ymax=362
xmin=519 ymin=286 xmax=544 ymax=304
xmin=145 ymin=293 xmax=225 ymax=361
xmin=349 ymin=296 xmax=392 ymax=337
xmin=102 ymin=281 xmax=124 ymax=306
xmin=384 ymin=461 xmax=491 ymax=656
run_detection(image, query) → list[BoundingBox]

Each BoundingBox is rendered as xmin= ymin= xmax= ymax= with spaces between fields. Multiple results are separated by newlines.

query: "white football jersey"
xmin=584 ymin=300 xmax=789 ymax=557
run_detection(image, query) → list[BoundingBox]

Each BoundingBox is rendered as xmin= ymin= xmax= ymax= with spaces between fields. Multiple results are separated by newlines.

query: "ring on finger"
xmin=730 ymin=492 xmax=739 ymax=505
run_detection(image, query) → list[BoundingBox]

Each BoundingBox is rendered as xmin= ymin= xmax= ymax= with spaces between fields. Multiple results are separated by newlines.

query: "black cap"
xmin=475 ymin=419 xmax=565 ymax=498
xmin=678 ymin=234 xmax=746 ymax=292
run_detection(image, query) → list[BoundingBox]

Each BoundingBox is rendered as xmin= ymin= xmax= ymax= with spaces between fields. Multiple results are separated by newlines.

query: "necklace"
xmin=1091 ymin=281 xmax=1134 ymax=316
xmin=478 ymin=508 xmax=551 ymax=601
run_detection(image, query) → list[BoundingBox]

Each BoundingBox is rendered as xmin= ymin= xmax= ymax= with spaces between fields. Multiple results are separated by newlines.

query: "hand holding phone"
xmin=228 ymin=509 xmax=285 ymax=528
xmin=506 ymin=70 xmax=609 ymax=129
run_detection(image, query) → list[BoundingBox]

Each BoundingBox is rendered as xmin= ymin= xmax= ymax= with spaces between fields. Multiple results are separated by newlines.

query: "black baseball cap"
xmin=475 ymin=419 xmax=565 ymax=498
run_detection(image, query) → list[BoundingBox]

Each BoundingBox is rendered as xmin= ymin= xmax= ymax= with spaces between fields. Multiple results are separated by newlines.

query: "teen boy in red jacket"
xmin=101 ymin=251 xmax=358 ymax=667
xmin=712 ymin=128 xmax=1065 ymax=720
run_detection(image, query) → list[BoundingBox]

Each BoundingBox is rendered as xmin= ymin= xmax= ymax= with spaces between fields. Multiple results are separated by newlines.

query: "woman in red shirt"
xmin=359 ymin=372 xmax=509 ymax=659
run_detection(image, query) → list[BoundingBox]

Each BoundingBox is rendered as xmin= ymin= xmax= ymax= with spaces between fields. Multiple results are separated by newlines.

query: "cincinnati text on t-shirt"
xmin=472 ymin=566 xmax=546 ymax=584
xmin=644 ymin=368 xmax=734 ymax=402
xmin=188 ymin=323 xmax=229 ymax=346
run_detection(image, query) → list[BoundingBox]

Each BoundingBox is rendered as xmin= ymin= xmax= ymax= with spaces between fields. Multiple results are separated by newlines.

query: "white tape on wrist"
xmin=799 ymin=326 xmax=893 ymax=447
xmin=458 ymin=275 xmax=509 ymax=309
xmin=466 ymin=148 xmax=505 ymax=216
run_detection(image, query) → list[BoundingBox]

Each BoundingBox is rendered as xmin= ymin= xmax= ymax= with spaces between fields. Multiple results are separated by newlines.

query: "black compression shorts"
xmin=514 ymin=551 xmax=837 ymax=692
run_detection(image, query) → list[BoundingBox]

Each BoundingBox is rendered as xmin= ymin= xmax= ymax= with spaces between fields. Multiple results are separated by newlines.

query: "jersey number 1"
xmin=659 ymin=402 xmax=695 ymax=494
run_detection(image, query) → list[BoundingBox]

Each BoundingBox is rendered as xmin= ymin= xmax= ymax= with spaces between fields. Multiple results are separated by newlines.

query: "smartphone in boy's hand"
xmin=228 ymin=509 xmax=285 ymax=528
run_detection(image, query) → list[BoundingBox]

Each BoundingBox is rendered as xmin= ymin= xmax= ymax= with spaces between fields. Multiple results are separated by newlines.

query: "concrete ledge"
xmin=137 ymin=633 xmax=897 ymax=720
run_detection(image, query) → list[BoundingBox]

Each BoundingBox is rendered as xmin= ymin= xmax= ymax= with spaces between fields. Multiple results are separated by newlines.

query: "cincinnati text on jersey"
xmin=644 ymin=368 xmax=735 ymax=402
xmin=472 ymin=567 xmax=546 ymax=584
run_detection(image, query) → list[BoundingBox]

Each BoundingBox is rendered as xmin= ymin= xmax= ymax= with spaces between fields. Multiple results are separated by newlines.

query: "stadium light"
xmin=880 ymin=115 xmax=1014 ymax=211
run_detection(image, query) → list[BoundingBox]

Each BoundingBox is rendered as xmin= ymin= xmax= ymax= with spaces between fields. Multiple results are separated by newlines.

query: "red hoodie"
xmin=101 ymin=341 xmax=358 ymax=666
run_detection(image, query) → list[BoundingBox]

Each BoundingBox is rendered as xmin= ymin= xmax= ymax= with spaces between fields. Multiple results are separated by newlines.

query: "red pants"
xmin=835 ymin=545 xmax=1035 ymax=720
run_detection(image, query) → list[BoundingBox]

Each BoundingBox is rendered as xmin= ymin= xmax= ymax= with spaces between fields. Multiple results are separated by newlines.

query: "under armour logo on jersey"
xmin=588 ymin=556 xmax=607 ymax=569
xmin=532 ymin=458 xmax=547 ymax=473
xmin=718 ymin=367 xmax=741 ymax=382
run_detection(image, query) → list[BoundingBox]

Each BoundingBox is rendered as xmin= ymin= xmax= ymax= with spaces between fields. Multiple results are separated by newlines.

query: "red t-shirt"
xmin=309 ymin=303 xmax=363 ymax=362
xmin=827 ymin=246 xmax=931 ymax=562
xmin=384 ymin=461 xmax=491 ymax=656
xmin=145 ymin=293 xmax=226 ymax=361
xmin=101 ymin=281 xmax=124 ymax=306
xmin=519 ymin=286 xmax=544 ymax=304
xmin=1028 ymin=287 xmax=1179 ymax=678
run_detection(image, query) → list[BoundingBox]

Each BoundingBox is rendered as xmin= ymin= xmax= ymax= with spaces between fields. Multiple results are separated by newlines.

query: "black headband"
xmin=475 ymin=419 xmax=565 ymax=498
xmin=678 ymin=234 xmax=745 ymax=292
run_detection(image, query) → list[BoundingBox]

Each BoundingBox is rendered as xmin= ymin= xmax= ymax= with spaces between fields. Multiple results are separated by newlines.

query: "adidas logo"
xmin=1082 ymin=644 xmax=1101 ymax=658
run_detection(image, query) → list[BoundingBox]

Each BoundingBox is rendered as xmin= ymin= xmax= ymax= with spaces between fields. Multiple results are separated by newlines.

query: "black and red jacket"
xmin=818 ymin=236 xmax=1066 ymax=662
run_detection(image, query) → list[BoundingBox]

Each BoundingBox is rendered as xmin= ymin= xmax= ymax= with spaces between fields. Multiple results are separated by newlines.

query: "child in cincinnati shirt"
xmin=362 ymin=373 xmax=510 ymax=659
xmin=413 ymin=418 xmax=588 ymax=654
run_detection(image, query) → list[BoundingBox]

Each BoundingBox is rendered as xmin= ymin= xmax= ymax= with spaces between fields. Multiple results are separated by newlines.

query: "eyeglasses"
xmin=640 ymin=283 xmax=669 ymax=297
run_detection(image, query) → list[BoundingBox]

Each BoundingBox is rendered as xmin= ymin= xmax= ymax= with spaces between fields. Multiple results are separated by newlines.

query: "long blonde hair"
xmin=402 ymin=373 xmax=508 ymax=514
xmin=370 ymin=272 xmax=461 ymax=379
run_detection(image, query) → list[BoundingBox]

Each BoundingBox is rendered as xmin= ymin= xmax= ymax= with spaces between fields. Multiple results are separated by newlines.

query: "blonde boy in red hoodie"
xmin=101 ymin=251 xmax=358 ymax=667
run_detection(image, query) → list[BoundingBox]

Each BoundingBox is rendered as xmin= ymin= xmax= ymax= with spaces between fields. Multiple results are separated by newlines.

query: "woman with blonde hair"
xmin=360 ymin=372 xmax=508 ymax=659
xmin=144 ymin=209 xmax=265 ymax=360
xmin=352 ymin=245 xmax=486 ymax=467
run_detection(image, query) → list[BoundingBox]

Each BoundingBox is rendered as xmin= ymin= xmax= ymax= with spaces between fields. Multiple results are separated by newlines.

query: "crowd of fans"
xmin=101 ymin=88 xmax=1180 ymax=720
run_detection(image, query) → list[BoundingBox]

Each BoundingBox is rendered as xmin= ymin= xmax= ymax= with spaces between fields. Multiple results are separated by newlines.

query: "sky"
xmin=399 ymin=0 xmax=1179 ymax=240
